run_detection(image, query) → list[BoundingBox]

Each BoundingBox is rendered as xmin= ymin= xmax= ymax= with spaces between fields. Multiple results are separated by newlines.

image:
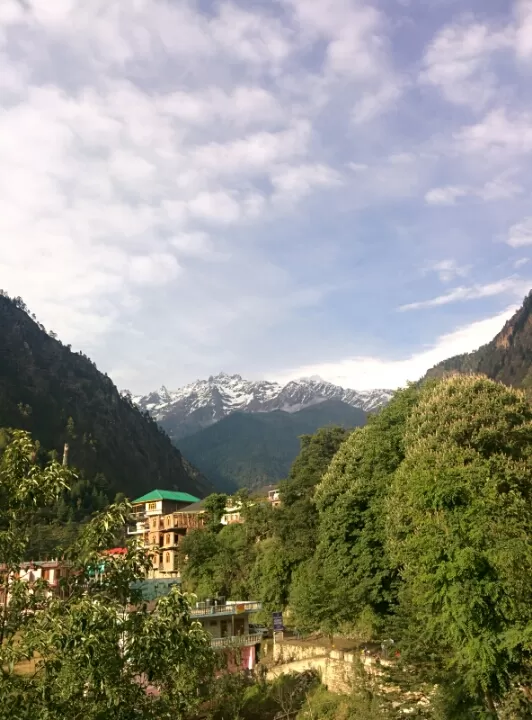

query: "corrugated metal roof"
xmin=132 ymin=489 xmax=201 ymax=504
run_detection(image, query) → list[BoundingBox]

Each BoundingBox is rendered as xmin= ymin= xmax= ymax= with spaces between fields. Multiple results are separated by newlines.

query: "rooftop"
xmin=132 ymin=489 xmax=201 ymax=504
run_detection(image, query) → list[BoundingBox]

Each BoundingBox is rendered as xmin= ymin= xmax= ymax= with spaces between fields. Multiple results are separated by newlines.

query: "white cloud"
xmin=427 ymin=259 xmax=470 ymax=283
xmin=425 ymin=174 xmax=523 ymax=205
xmin=128 ymin=254 xmax=181 ymax=286
xmin=352 ymin=79 xmax=404 ymax=124
xmin=507 ymin=218 xmax=532 ymax=247
xmin=275 ymin=306 xmax=518 ymax=390
xmin=398 ymin=277 xmax=527 ymax=311
xmin=455 ymin=108 xmax=532 ymax=154
xmin=271 ymin=163 xmax=343 ymax=202
xmin=515 ymin=0 xmax=532 ymax=60
xmin=515 ymin=257 xmax=529 ymax=268
xmin=419 ymin=18 xmax=512 ymax=108
xmin=425 ymin=186 xmax=469 ymax=205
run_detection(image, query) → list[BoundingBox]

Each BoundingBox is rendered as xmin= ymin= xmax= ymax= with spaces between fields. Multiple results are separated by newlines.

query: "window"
xmin=165 ymin=553 xmax=170 ymax=564
xmin=147 ymin=502 xmax=157 ymax=511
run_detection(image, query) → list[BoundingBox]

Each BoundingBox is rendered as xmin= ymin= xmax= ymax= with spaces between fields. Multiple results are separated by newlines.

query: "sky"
xmin=1 ymin=0 xmax=532 ymax=393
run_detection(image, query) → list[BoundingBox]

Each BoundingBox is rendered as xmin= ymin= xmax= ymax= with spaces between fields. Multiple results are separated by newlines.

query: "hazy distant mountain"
xmin=134 ymin=372 xmax=393 ymax=441
xmin=176 ymin=399 xmax=367 ymax=492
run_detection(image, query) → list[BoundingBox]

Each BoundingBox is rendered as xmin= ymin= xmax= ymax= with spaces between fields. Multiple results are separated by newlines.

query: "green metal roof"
xmin=132 ymin=489 xmax=201 ymax=504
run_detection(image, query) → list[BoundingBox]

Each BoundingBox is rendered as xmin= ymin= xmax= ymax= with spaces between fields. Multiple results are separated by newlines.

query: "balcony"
xmin=211 ymin=633 xmax=262 ymax=648
xmin=127 ymin=521 xmax=148 ymax=536
xmin=191 ymin=601 xmax=262 ymax=617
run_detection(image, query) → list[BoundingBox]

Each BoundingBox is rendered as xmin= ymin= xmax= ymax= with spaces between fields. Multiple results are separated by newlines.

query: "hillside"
xmin=177 ymin=399 xmax=366 ymax=492
xmin=0 ymin=293 xmax=211 ymax=510
xmin=134 ymin=372 xmax=390 ymax=440
xmin=425 ymin=291 xmax=532 ymax=387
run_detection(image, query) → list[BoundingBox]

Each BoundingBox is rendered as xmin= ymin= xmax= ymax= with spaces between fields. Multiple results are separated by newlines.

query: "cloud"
xmin=0 ymin=0 xmax=530 ymax=393
xmin=425 ymin=186 xmax=469 ymax=205
xmin=455 ymin=108 xmax=532 ymax=154
xmin=507 ymin=218 xmax=532 ymax=247
xmin=425 ymin=174 xmax=523 ymax=205
xmin=515 ymin=257 xmax=529 ymax=268
xmin=426 ymin=259 xmax=470 ymax=283
xmin=398 ymin=277 xmax=527 ymax=311
xmin=419 ymin=18 xmax=512 ymax=108
xmin=515 ymin=0 xmax=532 ymax=60
xmin=274 ymin=305 xmax=518 ymax=390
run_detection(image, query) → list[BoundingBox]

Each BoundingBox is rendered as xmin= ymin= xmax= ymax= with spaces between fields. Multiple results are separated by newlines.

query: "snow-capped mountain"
xmin=133 ymin=373 xmax=394 ymax=441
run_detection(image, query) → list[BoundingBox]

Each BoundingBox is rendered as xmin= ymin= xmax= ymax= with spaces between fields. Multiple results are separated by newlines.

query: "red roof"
xmin=103 ymin=547 xmax=127 ymax=555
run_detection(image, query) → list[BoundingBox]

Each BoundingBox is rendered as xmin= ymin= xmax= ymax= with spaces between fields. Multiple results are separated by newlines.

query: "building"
xmin=148 ymin=509 xmax=205 ymax=578
xmin=220 ymin=485 xmax=281 ymax=525
xmin=127 ymin=490 xmax=205 ymax=579
xmin=0 ymin=559 xmax=69 ymax=605
xmin=191 ymin=600 xmax=263 ymax=670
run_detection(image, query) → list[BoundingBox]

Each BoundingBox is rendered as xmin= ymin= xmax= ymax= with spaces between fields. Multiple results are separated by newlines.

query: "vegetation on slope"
xmin=180 ymin=376 xmax=532 ymax=717
xmin=177 ymin=400 xmax=365 ymax=492
xmin=425 ymin=290 xmax=532 ymax=388
xmin=0 ymin=292 xmax=210 ymax=534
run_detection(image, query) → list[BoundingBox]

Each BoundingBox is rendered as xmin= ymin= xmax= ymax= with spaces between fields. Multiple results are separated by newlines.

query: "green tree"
xmin=203 ymin=493 xmax=229 ymax=531
xmin=0 ymin=430 xmax=216 ymax=719
xmin=275 ymin=427 xmax=350 ymax=585
xmin=387 ymin=375 xmax=532 ymax=715
xmin=291 ymin=386 xmax=421 ymax=636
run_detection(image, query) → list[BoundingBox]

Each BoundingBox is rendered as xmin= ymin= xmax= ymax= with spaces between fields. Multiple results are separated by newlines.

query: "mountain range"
xmin=133 ymin=373 xmax=393 ymax=441
xmin=177 ymin=399 xmax=367 ymax=492
xmin=133 ymin=373 xmax=392 ymax=491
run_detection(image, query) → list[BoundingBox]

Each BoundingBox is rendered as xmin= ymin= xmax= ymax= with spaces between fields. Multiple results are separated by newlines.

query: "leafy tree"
xmin=291 ymin=386 xmax=421 ymax=636
xmin=275 ymin=427 xmax=350 ymax=580
xmin=387 ymin=375 xmax=532 ymax=714
xmin=249 ymin=537 xmax=292 ymax=612
xmin=0 ymin=430 xmax=216 ymax=719
xmin=203 ymin=493 xmax=229 ymax=531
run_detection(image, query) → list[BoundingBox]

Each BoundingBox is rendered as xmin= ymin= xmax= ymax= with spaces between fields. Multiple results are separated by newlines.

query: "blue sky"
xmin=1 ymin=0 xmax=531 ymax=392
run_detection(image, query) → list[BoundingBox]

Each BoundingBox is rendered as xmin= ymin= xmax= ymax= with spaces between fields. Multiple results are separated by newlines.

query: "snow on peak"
xmin=133 ymin=372 xmax=394 ymax=439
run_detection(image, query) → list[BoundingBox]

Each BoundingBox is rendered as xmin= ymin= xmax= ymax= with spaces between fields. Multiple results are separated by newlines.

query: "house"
xmin=0 ymin=559 xmax=70 ymax=605
xmin=191 ymin=599 xmax=263 ymax=670
xmin=220 ymin=485 xmax=281 ymax=525
xmin=127 ymin=490 xmax=206 ymax=579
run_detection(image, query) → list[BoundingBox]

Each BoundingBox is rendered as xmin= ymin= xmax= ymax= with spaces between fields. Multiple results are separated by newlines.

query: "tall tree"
xmin=0 ymin=430 xmax=215 ymax=719
xmin=290 ymin=386 xmax=421 ymax=636
xmin=387 ymin=375 xmax=532 ymax=715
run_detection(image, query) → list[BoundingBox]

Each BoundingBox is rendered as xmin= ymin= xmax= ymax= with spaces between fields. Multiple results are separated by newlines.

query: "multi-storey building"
xmin=191 ymin=600 xmax=263 ymax=670
xmin=127 ymin=489 xmax=205 ymax=579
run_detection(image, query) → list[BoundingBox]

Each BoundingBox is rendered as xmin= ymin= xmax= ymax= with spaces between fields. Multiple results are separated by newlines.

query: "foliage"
xmin=0 ymin=293 xmax=209 ymax=534
xmin=203 ymin=493 xmax=229 ymax=530
xmin=200 ymin=669 xmax=320 ymax=720
xmin=425 ymin=290 xmax=532 ymax=390
xmin=387 ymin=375 xmax=532 ymax=713
xmin=177 ymin=401 xmax=365 ymax=492
xmin=290 ymin=386 xmax=421 ymax=636
xmin=0 ymin=430 xmax=216 ymax=719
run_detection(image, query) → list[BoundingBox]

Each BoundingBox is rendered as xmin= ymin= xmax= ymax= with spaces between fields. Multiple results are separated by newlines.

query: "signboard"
xmin=272 ymin=611 xmax=284 ymax=631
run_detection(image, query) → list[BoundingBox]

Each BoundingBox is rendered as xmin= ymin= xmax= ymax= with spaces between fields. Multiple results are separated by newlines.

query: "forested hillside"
xmin=177 ymin=399 xmax=366 ymax=491
xmin=0 ymin=293 xmax=210 ymax=523
xmin=180 ymin=376 xmax=532 ymax=717
xmin=426 ymin=290 xmax=532 ymax=387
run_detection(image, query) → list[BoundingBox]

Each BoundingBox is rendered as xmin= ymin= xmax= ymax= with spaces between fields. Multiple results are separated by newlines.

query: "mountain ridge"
xmin=425 ymin=291 xmax=532 ymax=388
xmin=0 ymin=293 xmax=211 ymax=508
xmin=176 ymin=398 xmax=367 ymax=492
xmin=133 ymin=372 xmax=393 ymax=441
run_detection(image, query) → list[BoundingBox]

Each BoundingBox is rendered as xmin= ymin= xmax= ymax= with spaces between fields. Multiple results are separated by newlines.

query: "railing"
xmin=210 ymin=633 xmax=262 ymax=648
xmin=191 ymin=601 xmax=262 ymax=617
